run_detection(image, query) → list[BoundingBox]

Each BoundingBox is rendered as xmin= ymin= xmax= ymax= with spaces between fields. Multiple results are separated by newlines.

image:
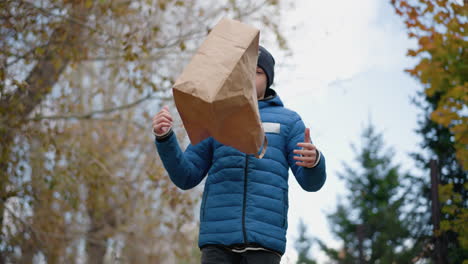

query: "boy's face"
xmin=255 ymin=66 xmax=268 ymax=99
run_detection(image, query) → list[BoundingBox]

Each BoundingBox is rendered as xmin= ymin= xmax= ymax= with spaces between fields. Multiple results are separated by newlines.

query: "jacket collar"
xmin=258 ymin=88 xmax=283 ymax=109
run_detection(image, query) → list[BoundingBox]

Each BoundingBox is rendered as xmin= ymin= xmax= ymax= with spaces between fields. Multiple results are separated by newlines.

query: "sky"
xmin=272 ymin=0 xmax=422 ymax=263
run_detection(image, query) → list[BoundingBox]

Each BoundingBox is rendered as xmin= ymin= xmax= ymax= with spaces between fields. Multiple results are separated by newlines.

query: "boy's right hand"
xmin=152 ymin=106 xmax=173 ymax=136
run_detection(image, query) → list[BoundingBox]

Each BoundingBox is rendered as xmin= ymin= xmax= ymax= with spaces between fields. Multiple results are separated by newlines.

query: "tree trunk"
xmin=86 ymin=235 xmax=107 ymax=264
xmin=86 ymin=207 xmax=116 ymax=264
xmin=0 ymin=130 xmax=14 ymax=263
xmin=430 ymin=160 xmax=448 ymax=264
xmin=0 ymin=2 xmax=90 ymax=261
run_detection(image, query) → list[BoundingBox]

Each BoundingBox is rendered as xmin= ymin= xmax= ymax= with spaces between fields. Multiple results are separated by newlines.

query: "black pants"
xmin=201 ymin=246 xmax=281 ymax=264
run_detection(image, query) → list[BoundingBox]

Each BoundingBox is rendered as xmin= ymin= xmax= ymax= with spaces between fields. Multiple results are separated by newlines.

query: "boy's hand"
xmin=152 ymin=106 xmax=173 ymax=136
xmin=293 ymin=128 xmax=318 ymax=168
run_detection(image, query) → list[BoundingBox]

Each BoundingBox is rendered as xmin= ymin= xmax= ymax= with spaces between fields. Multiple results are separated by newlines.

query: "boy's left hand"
xmin=293 ymin=128 xmax=318 ymax=168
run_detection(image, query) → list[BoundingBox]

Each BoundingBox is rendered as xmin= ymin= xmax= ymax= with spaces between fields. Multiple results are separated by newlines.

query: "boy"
xmin=153 ymin=46 xmax=326 ymax=264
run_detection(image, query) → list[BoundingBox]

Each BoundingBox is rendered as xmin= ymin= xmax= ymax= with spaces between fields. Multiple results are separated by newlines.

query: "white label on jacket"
xmin=262 ymin=122 xmax=281 ymax=134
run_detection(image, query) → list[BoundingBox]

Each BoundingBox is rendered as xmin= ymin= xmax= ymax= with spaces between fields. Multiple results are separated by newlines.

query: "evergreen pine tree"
xmin=318 ymin=125 xmax=417 ymax=263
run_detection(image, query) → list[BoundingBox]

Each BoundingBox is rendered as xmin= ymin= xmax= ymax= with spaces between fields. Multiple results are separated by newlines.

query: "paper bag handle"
xmin=255 ymin=136 xmax=268 ymax=159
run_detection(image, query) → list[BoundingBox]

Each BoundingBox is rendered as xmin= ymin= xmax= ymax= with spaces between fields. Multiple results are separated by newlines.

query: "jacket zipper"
xmin=242 ymin=154 xmax=249 ymax=243
xmin=201 ymin=185 xmax=209 ymax=221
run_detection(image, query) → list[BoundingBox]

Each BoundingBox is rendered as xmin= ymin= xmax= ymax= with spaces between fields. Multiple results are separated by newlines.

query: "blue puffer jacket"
xmin=155 ymin=90 xmax=326 ymax=255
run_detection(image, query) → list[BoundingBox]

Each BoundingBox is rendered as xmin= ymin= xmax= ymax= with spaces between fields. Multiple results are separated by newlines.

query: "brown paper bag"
xmin=173 ymin=18 xmax=267 ymax=157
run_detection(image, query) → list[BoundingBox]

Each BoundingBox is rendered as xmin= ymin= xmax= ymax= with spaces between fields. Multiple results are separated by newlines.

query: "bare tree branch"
xmin=0 ymin=1 xmax=92 ymax=126
xmin=4 ymin=205 xmax=110 ymax=247
xmin=3 ymin=205 xmax=47 ymax=250
xmin=15 ymin=0 xmax=122 ymax=41
xmin=27 ymin=93 xmax=158 ymax=121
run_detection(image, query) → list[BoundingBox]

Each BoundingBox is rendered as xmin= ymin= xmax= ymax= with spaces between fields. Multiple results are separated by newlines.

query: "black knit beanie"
xmin=257 ymin=45 xmax=275 ymax=89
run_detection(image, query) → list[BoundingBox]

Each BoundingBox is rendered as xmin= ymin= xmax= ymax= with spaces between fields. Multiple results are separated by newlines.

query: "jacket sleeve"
xmin=155 ymin=131 xmax=213 ymax=190
xmin=286 ymin=116 xmax=326 ymax=192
